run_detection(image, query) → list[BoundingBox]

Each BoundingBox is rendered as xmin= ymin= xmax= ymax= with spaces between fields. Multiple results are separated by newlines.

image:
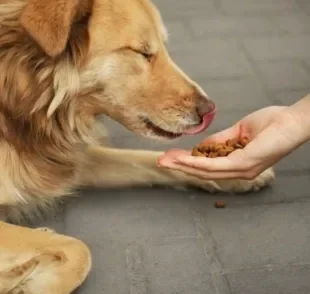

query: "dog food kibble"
xmin=191 ymin=136 xmax=249 ymax=158
xmin=214 ymin=201 xmax=226 ymax=209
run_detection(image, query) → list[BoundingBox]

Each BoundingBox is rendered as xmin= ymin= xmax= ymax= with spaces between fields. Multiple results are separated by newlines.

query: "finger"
xmin=158 ymin=149 xmax=191 ymax=166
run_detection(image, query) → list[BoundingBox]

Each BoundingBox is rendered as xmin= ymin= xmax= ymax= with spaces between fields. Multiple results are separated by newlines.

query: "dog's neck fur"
xmin=0 ymin=0 xmax=103 ymax=206
xmin=0 ymin=0 xmax=102 ymax=149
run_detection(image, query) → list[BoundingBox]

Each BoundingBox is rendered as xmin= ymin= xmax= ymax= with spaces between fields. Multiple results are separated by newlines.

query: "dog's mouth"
xmin=142 ymin=107 xmax=216 ymax=139
xmin=143 ymin=118 xmax=183 ymax=139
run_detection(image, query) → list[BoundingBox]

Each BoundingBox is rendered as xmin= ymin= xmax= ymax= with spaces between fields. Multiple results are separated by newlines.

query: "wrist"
xmin=285 ymin=94 xmax=310 ymax=143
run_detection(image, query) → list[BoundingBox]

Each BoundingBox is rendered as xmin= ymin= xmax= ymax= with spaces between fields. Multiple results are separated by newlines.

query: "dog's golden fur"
xmin=0 ymin=0 xmax=275 ymax=292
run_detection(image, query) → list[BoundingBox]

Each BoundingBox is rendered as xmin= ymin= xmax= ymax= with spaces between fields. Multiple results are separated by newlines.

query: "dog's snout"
xmin=196 ymin=96 xmax=215 ymax=118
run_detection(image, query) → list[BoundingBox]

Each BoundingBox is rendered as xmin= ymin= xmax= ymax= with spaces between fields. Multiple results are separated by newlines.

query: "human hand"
xmin=158 ymin=105 xmax=308 ymax=180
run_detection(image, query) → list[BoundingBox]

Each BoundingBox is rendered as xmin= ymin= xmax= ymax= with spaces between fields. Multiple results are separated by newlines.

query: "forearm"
xmin=286 ymin=93 xmax=310 ymax=144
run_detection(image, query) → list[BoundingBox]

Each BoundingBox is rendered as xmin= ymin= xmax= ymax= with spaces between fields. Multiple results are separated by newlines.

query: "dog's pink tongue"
xmin=183 ymin=111 xmax=216 ymax=135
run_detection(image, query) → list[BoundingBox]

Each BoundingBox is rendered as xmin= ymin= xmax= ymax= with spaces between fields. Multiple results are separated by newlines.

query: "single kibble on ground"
xmin=214 ymin=200 xmax=226 ymax=209
xmin=191 ymin=136 xmax=250 ymax=158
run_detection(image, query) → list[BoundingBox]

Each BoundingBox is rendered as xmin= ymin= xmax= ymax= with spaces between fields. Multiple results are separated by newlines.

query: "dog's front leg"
xmin=78 ymin=146 xmax=197 ymax=189
xmin=78 ymin=146 xmax=274 ymax=193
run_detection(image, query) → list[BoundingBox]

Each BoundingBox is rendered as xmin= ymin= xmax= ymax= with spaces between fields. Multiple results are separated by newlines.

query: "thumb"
xmin=158 ymin=149 xmax=191 ymax=167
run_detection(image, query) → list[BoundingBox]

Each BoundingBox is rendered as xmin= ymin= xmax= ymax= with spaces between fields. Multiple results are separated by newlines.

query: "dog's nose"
xmin=196 ymin=97 xmax=215 ymax=118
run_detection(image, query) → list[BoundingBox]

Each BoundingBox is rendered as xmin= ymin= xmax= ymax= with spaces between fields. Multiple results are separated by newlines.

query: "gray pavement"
xmin=28 ymin=0 xmax=310 ymax=293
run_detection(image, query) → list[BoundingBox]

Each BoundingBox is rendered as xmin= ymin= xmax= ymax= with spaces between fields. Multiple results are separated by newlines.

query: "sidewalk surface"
xmin=30 ymin=0 xmax=310 ymax=293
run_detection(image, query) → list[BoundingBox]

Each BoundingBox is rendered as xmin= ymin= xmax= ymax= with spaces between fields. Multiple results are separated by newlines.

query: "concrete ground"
xmin=29 ymin=0 xmax=310 ymax=293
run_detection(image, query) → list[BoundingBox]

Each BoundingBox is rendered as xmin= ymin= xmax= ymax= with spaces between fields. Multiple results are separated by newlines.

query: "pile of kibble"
xmin=191 ymin=136 xmax=249 ymax=158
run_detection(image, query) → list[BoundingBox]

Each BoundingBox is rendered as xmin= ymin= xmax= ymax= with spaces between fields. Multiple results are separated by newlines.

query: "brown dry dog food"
xmin=214 ymin=201 xmax=226 ymax=209
xmin=191 ymin=136 xmax=250 ymax=158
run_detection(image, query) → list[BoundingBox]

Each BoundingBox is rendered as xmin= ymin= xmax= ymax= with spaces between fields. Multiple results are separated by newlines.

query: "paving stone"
xmin=190 ymin=16 xmax=281 ymax=38
xmin=198 ymin=202 xmax=310 ymax=268
xmin=256 ymin=60 xmax=310 ymax=90
xmin=65 ymin=189 xmax=198 ymax=244
xmin=243 ymin=35 xmax=310 ymax=61
xmin=305 ymin=58 xmax=310 ymax=66
xmin=255 ymin=173 xmax=310 ymax=202
xmin=220 ymin=0 xmax=301 ymax=16
xmin=21 ymin=203 xmax=66 ymax=233
xmin=275 ymin=141 xmax=310 ymax=171
xmin=271 ymin=13 xmax=310 ymax=34
xmin=196 ymin=77 xmax=272 ymax=111
xmin=303 ymin=59 xmax=310 ymax=74
xmin=164 ymin=21 xmax=194 ymax=52
xmin=227 ymin=266 xmax=310 ymax=294
xmin=169 ymin=40 xmax=253 ymax=79
xmin=272 ymin=89 xmax=310 ymax=105
xmin=146 ymin=239 xmax=216 ymax=294
xmin=152 ymin=0 xmax=220 ymax=20
xmin=298 ymin=0 xmax=310 ymax=14
xmin=188 ymin=174 xmax=310 ymax=207
xmin=110 ymin=134 xmax=208 ymax=152
xmin=75 ymin=243 xmax=129 ymax=294
xmin=102 ymin=116 xmax=131 ymax=138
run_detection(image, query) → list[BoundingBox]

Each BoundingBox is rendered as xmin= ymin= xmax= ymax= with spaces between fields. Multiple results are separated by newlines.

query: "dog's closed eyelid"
xmin=130 ymin=46 xmax=154 ymax=56
xmin=123 ymin=47 xmax=155 ymax=62
xmin=118 ymin=46 xmax=149 ymax=55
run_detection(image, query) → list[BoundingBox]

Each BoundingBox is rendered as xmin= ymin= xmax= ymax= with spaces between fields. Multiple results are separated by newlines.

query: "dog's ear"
xmin=20 ymin=0 xmax=90 ymax=57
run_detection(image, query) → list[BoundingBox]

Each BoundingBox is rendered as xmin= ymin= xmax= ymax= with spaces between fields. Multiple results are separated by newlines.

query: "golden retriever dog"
xmin=0 ymin=0 xmax=275 ymax=292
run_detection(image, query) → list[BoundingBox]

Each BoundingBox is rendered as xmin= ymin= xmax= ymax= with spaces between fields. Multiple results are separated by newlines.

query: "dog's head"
xmin=8 ymin=0 xmax=215 ymax=141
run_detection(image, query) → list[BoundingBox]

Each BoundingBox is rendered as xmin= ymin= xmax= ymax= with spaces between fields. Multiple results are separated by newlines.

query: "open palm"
xmin=158 ymin=106 xmax=303 ymax=180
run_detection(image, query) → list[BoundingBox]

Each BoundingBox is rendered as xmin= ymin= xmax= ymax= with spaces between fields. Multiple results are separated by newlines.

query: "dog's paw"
xmin=248 ymin=167 xmax=275 ymax=192
xmin=36 ymin=227 xmax=56 ymax=233
xmin=190 ymin=167 xmax=275 ymax=194
xmin=222 ymin=167 xmax=275 ymax=193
